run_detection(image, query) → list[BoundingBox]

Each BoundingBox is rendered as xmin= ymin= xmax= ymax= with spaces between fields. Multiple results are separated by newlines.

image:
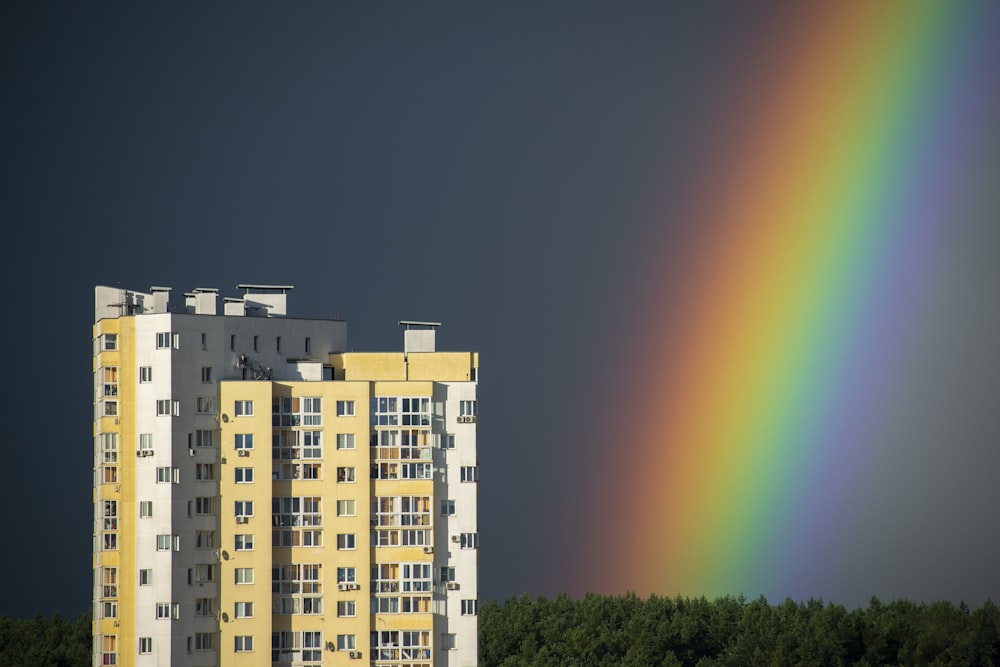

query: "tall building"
xmin=93 ymin=284 xmax=479 ymax=667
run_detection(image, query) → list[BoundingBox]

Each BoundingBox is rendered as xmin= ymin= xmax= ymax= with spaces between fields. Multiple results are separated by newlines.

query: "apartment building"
xmin=93 ymin=284 xmax=479 ymax=667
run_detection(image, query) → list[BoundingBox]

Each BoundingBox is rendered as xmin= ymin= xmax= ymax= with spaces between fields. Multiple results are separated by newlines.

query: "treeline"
xmin=0 ymin=612 xmax=91 ymax=667
xmin=481 ymin=593 xmax=1000 ymax=667
xmin=4 ymin=596 xmax=1000 ymax=666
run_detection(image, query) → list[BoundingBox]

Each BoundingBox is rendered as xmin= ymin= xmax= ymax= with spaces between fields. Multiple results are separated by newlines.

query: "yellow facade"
xmin=93 ymin=317 xmax=136 ymax=663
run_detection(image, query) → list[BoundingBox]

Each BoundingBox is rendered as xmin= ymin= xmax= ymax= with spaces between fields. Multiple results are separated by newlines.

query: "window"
xmin=273 ymin=631 xmax=323 ymax=662
xmin=460 ymin=400 xmax=477 ymax=417
xmin=441 ymin=633 xmax=457 ymax=650
xmin=195 ymin=598 xmax=214 ymax=617
xmin=195 ymin=531 xmax=215 ymax=548
xmin=235 ymin=534 xmax=253 ymax=551
xmin=102 ymin=366 xmax=119 ymax=396
xmin=438 ymin=433 xmax=455 ymax=449
xmin=139 ymin=569 xmax=152 ymax=585
xmin=304 ymin=337 xmax=311 ymax=354
xmin=461 ymin=599 xmax=478 ymax=615
xmin=101 ymin=465 xmax=118 ymax=484
xmin=336 ymin=533 xmax=356 ymax=550
xmin=271 ymin=563 xmax=323 ymax=617
xmin=102 ymin=500 xmax=118 ymax=530
xmin=336 ymin=433 xmax=355 ymax=450
xmin=235 ymin=434 xmax=253 ymax=450
xmin=194 ymin=497 xmax=215 ymax=515
xmin=156 ymin=399 xmax=178 ymax=416
xmin=235 ymin=501 xmax=253 ymax=517
xmin=336 ymin=634 xmax=356 ymax=651
xmin=139 ymin=637 xmax=152 ymax=654
xmin=139 ymin=366 xmax=152 ymax=383
xmin=230 ymin=334 xmax=236 ymax=351
xmin=301 ymin=431 xmax=321 ymax=457
xmin=103 ymin=401 xmax=118 ymax=417
xmin=440 ymin=566 xmax=456 ymax=582
xmin=336 ymin=400 xmax=354 ymax=416
xmin=302 ymin=631 xmax=322 ymax=661
xmin=194 ymin=564 xmax=216 ymax=583
xmin=100 ymin=601 xmax=117 ymax=619
xmin=301 ymin=397 xmax=322 ymax=425
xmin=440 ymin=499 xmax=455 ymax=516
xmin=139 ymin=501 xmax=153 ymax=518
xmin=194 ymin=429 xmax=213 ymax=447
xmin=103 ymin=366 xmax=118 ymax=397
xmin=156 ymin=534 xmax=179 ymax=551
xmin=235 ymin=568 xmax=253 ymax=584
xmin=461 ymin=466 xmax=479 ymax=482
xmin=156 ymin=467 xmax=178 ymax=484
xmin=272 ymin=496 xmax=323 ymax=547
xmin=101 ymin=433 xmax=118 ymax=462
xmin=235 ymin=400 xmax=253 ymax=417
xmin=336 ymin=567 xmax=355 ymax=583
xmin=155 ymin=603 xmax=171 ymax=619
xmin=336 ymin=500 xmax=355 ymax=516
xmin=337 ymin=466 xmax=355 ymax=483
xmin=194 ymin=633 xmax=214 ymax=650
xmin=276 ymin=336 xmax=282 ymax=353
xmin=337 ymin=600 xmax=356 ymax=617
xmin=196 ymin=396 xmax=215 ymax=413
xmin=156 ymin=332 xmax=178 ymax=349
xmin=103 ymin=333 xmax=118 ymax=351
xmin=368 ymin=396 xmax=431 ymax=426
xmin=195 ymin=463 xmax=215 ymax=480
xmin=235 ymin=467 xmax=253 ymax=483
xmin=100 ymin=567 xmax=118 ymax=598
xmin=104 ymin=366 xmax=118 ymax=396
xmin=201 ymin=332 xmax=207 ymax=350
xmin=253 ymin=335 xmax=259 ymax=352
xmin=139 ymin=433 xmax=153 ymax=454
xmin=460 ymin=532 xmax=479 ymax=549
xmin=234 ymin=602 xmax=253 ymax=619
xmin=201 ymin=367 xmax=212 ymax=383
xmin=101 ymin=636 xmax=117 ymax=666
xmin=235 ymin=635 xmax=253 ymax=652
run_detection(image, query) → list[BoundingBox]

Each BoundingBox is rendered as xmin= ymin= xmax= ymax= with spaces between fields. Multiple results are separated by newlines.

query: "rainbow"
xmin=576 ymin=1 xmax=1000 ymax=601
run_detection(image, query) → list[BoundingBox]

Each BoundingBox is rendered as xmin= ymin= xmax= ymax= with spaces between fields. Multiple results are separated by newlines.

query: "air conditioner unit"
xmin=349 ymin=651 xmax=361 ymax=659
xmin=136 ymin=450 xmax=143 ymax=457
xmin=451 ymin=535 xmax=460 ymax=543
xmin=237 ymin=450 xmax=250 ymax=457
xmin=145 ymin=450 xmax=154 ymax=456
xmin=235 ymin=516 xmax=248 ymax=524
xmin=338 ymin=583 xmax=349 ymax=591
xmin=447 ymin=582 xmax=459 ymax=590
xmin=423 ymin=546 xmax=434 ymax=554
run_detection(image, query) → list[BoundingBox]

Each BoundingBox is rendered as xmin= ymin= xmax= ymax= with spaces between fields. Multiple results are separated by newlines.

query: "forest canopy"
xmin=480 ymin=593 xmax=1000 ymax=667
xmin=2 ymin=594 xmax=999 ymax=666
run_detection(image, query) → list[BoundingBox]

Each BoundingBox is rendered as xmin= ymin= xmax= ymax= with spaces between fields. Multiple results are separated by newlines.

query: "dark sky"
xmin=3 ymin=2 xmax=997 ymax=617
